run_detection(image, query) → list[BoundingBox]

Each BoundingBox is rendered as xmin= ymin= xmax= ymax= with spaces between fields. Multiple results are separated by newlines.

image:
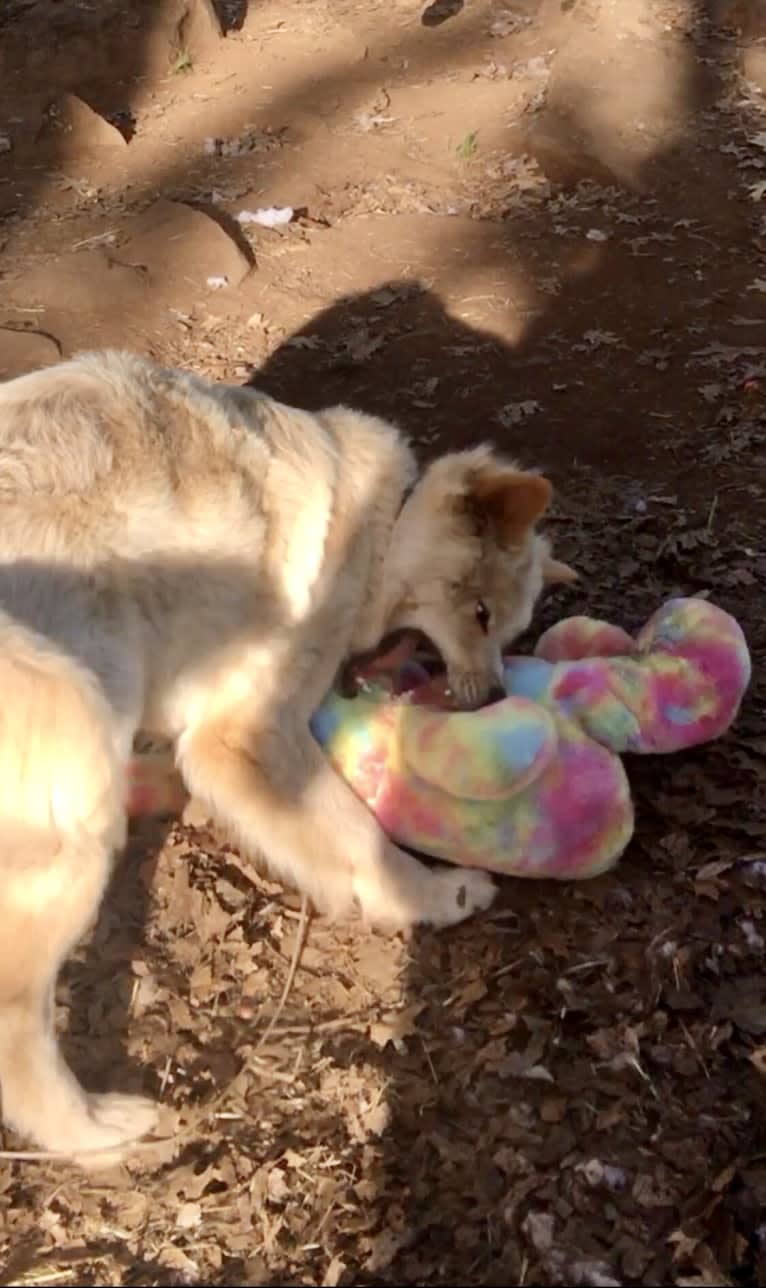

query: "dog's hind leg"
xmin=0 ymin=830 xmax=158 ymax=1167
xmin=0 ymin=627 xmax=157 ymax=1167
xmin=177 ymin=713 xmax=496 ymax=931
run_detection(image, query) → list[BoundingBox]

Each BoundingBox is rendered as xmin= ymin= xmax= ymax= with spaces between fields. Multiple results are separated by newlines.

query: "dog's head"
xmin=383 ymin=446 xmax=576 ymax=708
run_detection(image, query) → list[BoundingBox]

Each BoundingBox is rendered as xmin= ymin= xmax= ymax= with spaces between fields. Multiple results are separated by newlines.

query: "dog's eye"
xmin=475 ymin=600 xmax=491 ymax=634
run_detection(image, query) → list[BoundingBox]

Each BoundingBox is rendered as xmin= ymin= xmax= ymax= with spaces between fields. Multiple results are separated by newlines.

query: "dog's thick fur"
xmin=0 ymin=350 xmax=571 ymax=1165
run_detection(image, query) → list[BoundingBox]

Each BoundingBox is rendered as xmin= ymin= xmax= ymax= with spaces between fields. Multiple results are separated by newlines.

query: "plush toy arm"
xmin=629 ymin=597 xmax=751 ymax=750
xmin=539 ymin=597 xmax=750 ymax=755
xmin=535 ymin=616 xmax=637 ymax=663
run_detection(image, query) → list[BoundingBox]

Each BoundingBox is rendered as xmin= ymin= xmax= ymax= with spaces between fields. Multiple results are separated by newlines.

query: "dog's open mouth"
xmin=338 ymin=628 xmax=441 ymax=698
xmin=339 ymin=631 xmax=508 ymax=712
xmin=340 ymin=628 xmax=517 ymax=711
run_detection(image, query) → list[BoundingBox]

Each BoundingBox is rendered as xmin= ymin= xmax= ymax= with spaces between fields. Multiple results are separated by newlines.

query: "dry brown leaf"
xmin=368 ymin=1003 xmax=424 ymax=1050
xmin=695 ymin=858 xmax=735 ymax=883
xmin=668 ymin=1227 xmax=702 ymax=1263
xmin=540 ymin=1095 xmax=568 ymax=1123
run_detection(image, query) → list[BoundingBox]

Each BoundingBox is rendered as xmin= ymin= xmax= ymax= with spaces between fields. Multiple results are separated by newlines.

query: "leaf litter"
xmin=2 ymin=0 xmax=766 ymax=1285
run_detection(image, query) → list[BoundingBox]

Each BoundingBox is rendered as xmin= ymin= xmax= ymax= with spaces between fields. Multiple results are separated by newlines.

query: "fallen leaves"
xmin=497 ymin=398 xmax=542 ymax=426
xmin=368 ymin=1002 xmax=425 ymax=1051
xmin=2 ymin=1 xmax=766 ymax=1286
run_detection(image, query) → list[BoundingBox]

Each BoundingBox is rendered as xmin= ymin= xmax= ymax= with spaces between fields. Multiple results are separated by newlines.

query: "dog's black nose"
xmin=487 ymin=683 xmax=507 ymax=706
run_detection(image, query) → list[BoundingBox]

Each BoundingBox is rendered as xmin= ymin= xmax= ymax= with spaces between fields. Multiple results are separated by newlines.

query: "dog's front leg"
xmin=177 ymin=714 xmax=496 ymax=930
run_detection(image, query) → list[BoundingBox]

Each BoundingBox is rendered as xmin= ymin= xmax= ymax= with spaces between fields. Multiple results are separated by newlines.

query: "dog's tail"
xmin=0 ymin=611 xmax=124 ymax=853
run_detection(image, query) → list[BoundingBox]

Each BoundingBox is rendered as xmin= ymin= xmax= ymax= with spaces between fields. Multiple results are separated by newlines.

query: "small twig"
xmin=626 ymin=1054 xmax=659 ymax=1100
xmin=706 ymin=492 xmax=718 ymax=534
xmin=489 ymin=955 xmax=527 ymax=981
xmin=158 ymin=1054 xmax=173 ymax=1098
xmin=150 ymin=889 xmax=311 ymax=1142
xmin=254 ymin=894 xmax=310 ymax=1047
xmin=420 ymin=1036 xmax=440 ymax=1086
xmin=70 ymin=230 xmax=116 ymax=250
xmin=247 ymin=1056 xmax=302 ymax=1084
xmin=562 ymin=958 xmax=610 ymax=975
xmin=10 ymin=1270 xmax=75 ymax=1286
xmin=679 ymin=1019 xmax=710 ymax=1080
xmin=256 ymin=1014 xmax=367 ymax=1037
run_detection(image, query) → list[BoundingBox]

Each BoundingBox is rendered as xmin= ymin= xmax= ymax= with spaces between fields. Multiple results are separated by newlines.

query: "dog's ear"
xmin=419 ymin=448 xmax=552 ymax=542
xmin=543 ymin=556 xmax=578 ymax=585
xmin=469 ymin=465 xmax=552 ymax=544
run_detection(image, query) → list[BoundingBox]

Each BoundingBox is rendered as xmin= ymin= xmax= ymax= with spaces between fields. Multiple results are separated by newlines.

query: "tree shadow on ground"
xmin=243 ymin=8 xmax=766 ymax=1283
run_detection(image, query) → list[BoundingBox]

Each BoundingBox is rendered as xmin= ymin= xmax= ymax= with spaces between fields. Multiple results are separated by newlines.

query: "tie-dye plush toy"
xmin=128 ymin=598 xmax=750 ymax=880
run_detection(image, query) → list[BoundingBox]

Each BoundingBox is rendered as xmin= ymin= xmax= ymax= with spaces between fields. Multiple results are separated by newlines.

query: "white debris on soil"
xmin=236 ymin=206 xmax=294 ymax=227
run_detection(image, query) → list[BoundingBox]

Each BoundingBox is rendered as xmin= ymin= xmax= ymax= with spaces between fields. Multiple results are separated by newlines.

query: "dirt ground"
xmin=1 ymin=0 xmax=766 ymax=1284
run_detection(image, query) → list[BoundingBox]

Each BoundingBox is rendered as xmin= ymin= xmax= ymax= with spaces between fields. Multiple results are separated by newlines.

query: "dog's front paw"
xmin=423 ymin=865 xmax=497 ymax=928
xmin=71 ymin=1092 xmax=159 ymax=1170
xmin=351 ymin=847 xmax=496 ymax=932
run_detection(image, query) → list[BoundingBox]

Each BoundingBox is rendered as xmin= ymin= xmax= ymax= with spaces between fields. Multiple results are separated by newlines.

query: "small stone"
xmin=39 ymin=93 xmax=128 ymax=155
xmin=122 ymin=198 xmax=253 ymax=291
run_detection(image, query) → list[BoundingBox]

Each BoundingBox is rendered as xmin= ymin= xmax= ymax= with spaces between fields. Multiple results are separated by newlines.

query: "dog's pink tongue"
xmin=344 ymin=632 xmax=426 ymax=697
xmin=362 ymin=633 xmax=421 ymax=675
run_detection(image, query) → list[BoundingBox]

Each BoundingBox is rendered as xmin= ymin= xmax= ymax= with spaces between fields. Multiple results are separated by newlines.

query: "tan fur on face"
xmin=369 ymin=446 xmax=561 ymax=707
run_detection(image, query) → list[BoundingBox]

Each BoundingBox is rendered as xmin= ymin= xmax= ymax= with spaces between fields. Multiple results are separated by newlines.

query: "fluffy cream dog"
xmin=0 ymin=350 xmax=572 ymax=1165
